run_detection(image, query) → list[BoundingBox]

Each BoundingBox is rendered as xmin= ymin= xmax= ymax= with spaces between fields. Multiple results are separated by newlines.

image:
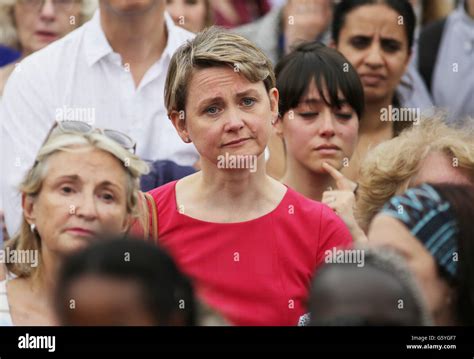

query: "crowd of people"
xmin=0 ymin=0 xmax=472 ymax=327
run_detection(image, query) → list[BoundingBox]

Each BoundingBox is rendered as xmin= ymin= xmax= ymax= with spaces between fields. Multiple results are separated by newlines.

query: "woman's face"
xmin=409 ymin=151 xmax=474 ymax=187
xmin=174 ymin=66 xmax=279 ymax=169
xmin=24 ymin=147 xmax=131 ymax=257
xmin=277 ymin=80 xmax=359 ymax=174
xmin=14 ymin=0 xmax=82 ymax=56
xmin=335 ymin=4 xmax=411 ymax=104
xmin=166 ymin=0 xmax=207 ymax=33
xmin=368 ymin=215 xmax=453 ymax=322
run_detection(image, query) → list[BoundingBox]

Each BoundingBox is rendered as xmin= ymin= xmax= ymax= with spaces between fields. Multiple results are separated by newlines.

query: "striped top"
xmin=0 ymin=280 xmax=13 ymax=326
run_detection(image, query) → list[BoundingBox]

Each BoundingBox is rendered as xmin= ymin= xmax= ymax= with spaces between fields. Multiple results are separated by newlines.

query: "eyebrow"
xmin=197 ymin=89 xmax=261 ymax=108
xmin=98 ymin=181 xmax=122 ymax=190
xmin=53 ymin=176 xmax=122 ymax=189
xmin=55 ymin=175 xmax=80 ymax=182
xmin=350 ymin=34 xmax=402 ymax=43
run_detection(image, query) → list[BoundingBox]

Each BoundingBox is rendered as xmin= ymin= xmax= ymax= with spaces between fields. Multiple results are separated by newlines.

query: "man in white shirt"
xmin=0 ymin=0 xmax=198 ymax=236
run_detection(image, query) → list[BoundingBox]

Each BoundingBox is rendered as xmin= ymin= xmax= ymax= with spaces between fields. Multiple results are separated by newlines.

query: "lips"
xmin=35 ymin=31 xmax=58 ymax=42
xmin=315 ymin=144 xmax=341 ymax=151
xmin=314 ymin=144 xmax=341 ymax=156
xmin=222 ymin=137 xmax=251 ymax=147
xmin=359 ymin=73 xmax=386 ymax=86
xmin=66 ymin=228 xmax=97 ymax=237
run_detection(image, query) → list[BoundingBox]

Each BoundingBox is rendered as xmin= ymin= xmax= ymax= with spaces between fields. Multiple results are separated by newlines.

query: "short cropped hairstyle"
xmin=164 ymin=26 xmax=276 ymax=114
xmin=275 ymin=41 xmax=364 ymax=120
xmin=356 ymin=114 xmax=474 ymax=231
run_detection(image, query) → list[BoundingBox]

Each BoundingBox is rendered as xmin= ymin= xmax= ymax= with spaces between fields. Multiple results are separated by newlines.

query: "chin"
xmin=364 ymin=89 xmax=392 ymax=104
xmin=65 ymin=234 xmax=94 ymax=250
xmin=311 ymin=157 xmax=343 ymax=172
xmin=105 ymin=0 xmax=159 ymax=14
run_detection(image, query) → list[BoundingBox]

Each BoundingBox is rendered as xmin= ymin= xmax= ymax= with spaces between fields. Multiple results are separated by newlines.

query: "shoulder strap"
xmin=143 ymin=192 xmax=159 ymax=243
xmin=128 ymin=191 xmax=159 ymax=242
xmin=418 ymin=18 xmax=447 ymax=93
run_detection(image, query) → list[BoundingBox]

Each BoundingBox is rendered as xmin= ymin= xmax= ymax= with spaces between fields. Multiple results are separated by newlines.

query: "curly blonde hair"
xmin=356 ymin=113 xmax=474 ymax=231
xmin=0 ymin=0 xmax=97 ymax=49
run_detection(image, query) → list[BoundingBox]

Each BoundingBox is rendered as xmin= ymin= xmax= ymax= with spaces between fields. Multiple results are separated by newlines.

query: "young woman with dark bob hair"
xmin=272 ymin=41 xmax=366 ymax=241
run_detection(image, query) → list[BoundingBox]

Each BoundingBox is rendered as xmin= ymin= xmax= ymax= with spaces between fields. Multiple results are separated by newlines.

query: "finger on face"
xmin=322 ymin=162 xmax=344 ymax=180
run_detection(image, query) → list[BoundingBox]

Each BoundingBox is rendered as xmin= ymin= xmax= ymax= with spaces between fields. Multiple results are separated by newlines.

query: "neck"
xmin=38 ymin=251 xmax=60 ymax=295
xmin=199 ymin=155 xmax=273 ymax=206
xmin=26 ymin=251 xmax=60 ymax=313
xmin=100 ymin=4 xmax=167 ymax=67
xmin=360 ymin=97 xmax=394 ymax=134
xmin=282 ymin=158 xmax=333 ymax=201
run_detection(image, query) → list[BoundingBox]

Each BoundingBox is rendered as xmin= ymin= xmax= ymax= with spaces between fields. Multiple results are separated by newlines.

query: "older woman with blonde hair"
xmin=0 ymin=121 xmax=148 ymax=325
xmin=139 ymin=27 xmax=353 ymax=326
xmin=356 ymin=114 xmax=474 ymax=232
xmin=0 ymin=0 xmax=97 ymax=94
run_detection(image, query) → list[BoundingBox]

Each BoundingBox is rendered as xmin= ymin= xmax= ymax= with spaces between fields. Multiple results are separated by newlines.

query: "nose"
xmin=319 ymin=110 xmax=336 ymax=139
xmin=364 ymin=42 xmax=384 ymax=68
xmin=223 ymin=106 xmax=245 ymax=132
xmin=74 ymin=193 xmax=98 ymax=221
xmin=39 ymin=0 xmax=56 ymax=21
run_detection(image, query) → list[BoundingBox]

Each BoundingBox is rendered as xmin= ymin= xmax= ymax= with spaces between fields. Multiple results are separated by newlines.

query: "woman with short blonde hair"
xmin=141 ymin=27 xmax=353 ymax=326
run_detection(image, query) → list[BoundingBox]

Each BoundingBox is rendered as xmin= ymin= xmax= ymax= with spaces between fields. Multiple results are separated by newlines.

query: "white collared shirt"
xmin=0 ymin=10 xmax=198 ymax=236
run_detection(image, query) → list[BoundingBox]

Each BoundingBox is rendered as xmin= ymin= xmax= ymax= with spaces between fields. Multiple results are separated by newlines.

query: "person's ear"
xmin=121 ymin=213 xmax=132 ymax=234
xmin=268 ymin=88 xmax=279 ymax=122
xmin=169 ymin=110 xmax=192 ymax=143
xmin=329 ymin=40 xmax=337 ymax=49
xmin=22 ymin=193 xmax=36 ymax=227
xmin=273 ymin=113 xmax=284 ymax=139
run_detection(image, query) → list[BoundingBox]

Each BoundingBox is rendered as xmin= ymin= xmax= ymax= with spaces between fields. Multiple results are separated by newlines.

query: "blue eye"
xmin=206 ymin=106 xmax=219 ymax=115
xmin=242 ymin=98 xmax=256 ymax=107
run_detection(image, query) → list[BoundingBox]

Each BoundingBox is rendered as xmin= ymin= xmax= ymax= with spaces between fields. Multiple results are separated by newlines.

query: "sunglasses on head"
xmin=50 ymin=120 xmax=137 ymax=154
